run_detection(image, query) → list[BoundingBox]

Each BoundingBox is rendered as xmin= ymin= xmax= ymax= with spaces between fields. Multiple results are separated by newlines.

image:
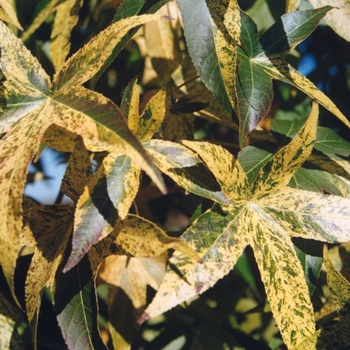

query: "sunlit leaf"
xmin=309 ymin=0 xmax=350 ymax=42
xmin=50 ymin=0 xmax=84 ymax=71
xmin=176 ymin=0 xmax=240 ymax=116
xmin=55 ymin=255 xmax=107 ymax=350
xmin=143 ymin=103 xmax=350 ymax=347
xmin=115 ymin=214 xmax=201 ymax=262
xmin=0 ymin=0 xmax=23 ymax=30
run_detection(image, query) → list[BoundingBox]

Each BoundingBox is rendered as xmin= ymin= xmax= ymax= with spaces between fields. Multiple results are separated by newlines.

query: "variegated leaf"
xmin=142 ymin=206 xmax=246 ymax=322
xmin=144 ymin=139 xmax=232 ymax=204
xmin=22 ymin=204 xmax=74 ymax=347
xmin=176 ymin=0 xmax=240 ymax=116
xmin=50 ymin=0 xmax=84 ymax=71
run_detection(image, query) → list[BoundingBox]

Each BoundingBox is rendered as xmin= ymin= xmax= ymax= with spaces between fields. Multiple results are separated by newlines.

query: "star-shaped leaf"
xmin=143 ymin=101 xmax=350 ymax=348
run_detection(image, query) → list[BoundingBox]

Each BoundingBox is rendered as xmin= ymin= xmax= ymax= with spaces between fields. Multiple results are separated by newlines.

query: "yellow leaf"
xmin=309 ymin=0 xmax=350 ymax=42
xmin=0 ymin=314 xmax=15 ymax=350
xmin=0 ymin=0 xmax=23 ymax=30
xmin=137 ymin=86 xmax=166 ymax=142
xmin=181 ymin=140 xmax=249 ymax=201
xmin=251 ymin=100 xmax=318 ymax=197
xmin=124 ymin=78 xmax=140 ymax=136
xmin=115 ymin=214 xmax=201 ymax=262
xmin=50 ymin=0 xmax=84 ymax=71
xmin=52 ymin=13 xmax=163 ymax=90
xmin=243 ymin=204 xmax=316 ymax=349
xmin=264 ymin=61 xmax=350 ymax=129
xmin=285 ymin=0 xmax=301 ymax=12
xmin=144 ymin=2 xmax=182 ymax=77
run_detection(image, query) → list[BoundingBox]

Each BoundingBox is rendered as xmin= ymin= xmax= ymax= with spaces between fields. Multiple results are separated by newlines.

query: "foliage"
xmin=1 ymin=0 xmax=350 ymax=349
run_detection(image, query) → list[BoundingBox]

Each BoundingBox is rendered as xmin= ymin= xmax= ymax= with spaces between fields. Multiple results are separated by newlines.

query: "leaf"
xmin=134 ymin=86 xmax=166 ymax=142
xmin=21 ymin=0 xmax=61 ymax=42
xmin=99 ymin=255 xmax=166 ymax=349
xmin=314 ymin=126 xmax=350 ymax=157
xmin=115 ymin=214 xmax=202 ymax=262
xmin=286 ymin=0 xmax=301 ymax=12
xmin=50 ymin=0 xmax=84 ymax=71
xmin=309 ymin=0 xmax=350 ymax=42
xmin=22 ymin=204 xmax=74 ymax=348
xmin=141 ymin=206 xmax=247 ymax=324
xmin=52 ymin=14 xmax=163 ymax=90
xmin=0 ymin=0 xmax=23 ymax=30
xmin=144 ymin=139 xmax=232 ymax=204
xmin=144 ymin=102 xmax=350 ymax=347
xmin=60 ymin=136 xmax=93 ymax=203
xmin=291 ymin=167 xmax=350 ymax=197
xmin=235 ymin=7 xmax=333 ymax=147
xmin=64 ymin=151 xmax=141 ymax=272
xmin=242 ymin=204 xmax=316 ymax=349
xmin=51 ymin=86 xmax=165 ymax=193
xmin=54 ymin=255 xmax=107 ymax=350
xmin=250 ymin=100 xmax=318 ymax=197
xmin=176 ymin=0 xmax=240 ymax=116
xmin=91 ymin=0 xmax=172 ymax=87
xmin=324 ymin=246 xmax=350 ymax=315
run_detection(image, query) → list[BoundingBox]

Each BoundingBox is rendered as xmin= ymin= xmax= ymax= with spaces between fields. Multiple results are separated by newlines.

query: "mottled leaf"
xmin=251 ymin=100 xmax=318 ymax=197
xmin=176 ymin=0 xmax=240 ymax=116
xmin=64 ymin=150 xmax=140 ymax=272
xmin=142 ymin=207 xmax=246 ymax=322
xmin=145 ymin=139 xmax=232 ymax=204
xmin=52 ymin=14 xmax=163 ymax=90
xmin=55 ymin=255 xmax=107 ymax=350
xmin=116 ymin=214 xmax=201 ymax=262
xmin=309 ymin=0 xmax=350 ymax=42
xmin=50 ymin=0 xmax=84 ymax=71
xmin=243 ymin=204 xmax=316 ymax=349
xmin=22 ymin=204 xmax=74 ymax=347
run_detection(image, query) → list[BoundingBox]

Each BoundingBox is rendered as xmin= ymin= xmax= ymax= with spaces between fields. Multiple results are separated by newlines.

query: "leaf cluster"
xmin=1 ymin=0 xmax=350 ymax=349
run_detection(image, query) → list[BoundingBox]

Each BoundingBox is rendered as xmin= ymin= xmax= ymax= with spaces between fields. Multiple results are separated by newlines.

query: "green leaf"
xmin=259 ymin=6 xmax=332 ymax=58
xmin=290 ymin=168 xmax=350 ymax=197
xmin=176 ymin=0 xmax=240 ymax=116
xmin=236 ymin=7 xmax=350 ymax=147
xmin=55 ymin=255 xmax=107 ymax=350
xmin=314 ymin=126 xmax=350 ymax=157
